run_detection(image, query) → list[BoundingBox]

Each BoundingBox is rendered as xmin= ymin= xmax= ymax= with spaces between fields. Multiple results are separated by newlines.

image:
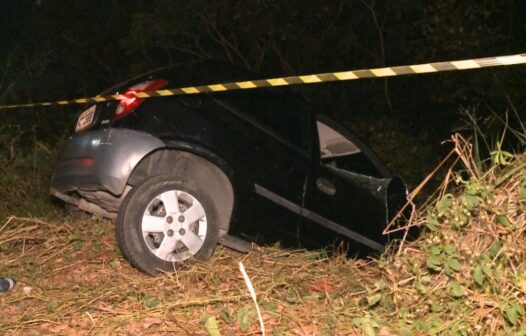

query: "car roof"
xmin=101 ymin=61 xmax=258 ymax=95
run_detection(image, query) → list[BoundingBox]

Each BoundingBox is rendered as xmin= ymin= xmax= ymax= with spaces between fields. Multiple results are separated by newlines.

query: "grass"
xmin=0 ymin=123 xmax=65 ymax=218
xmin=0 ymin=215 xmax=377 ymax=335
xmin=0 ymin=132 xmax=525 ymax=335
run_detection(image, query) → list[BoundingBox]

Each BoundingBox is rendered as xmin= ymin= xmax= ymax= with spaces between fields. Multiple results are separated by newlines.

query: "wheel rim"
xmin=141 ymin=189 xmax=207 ymax=262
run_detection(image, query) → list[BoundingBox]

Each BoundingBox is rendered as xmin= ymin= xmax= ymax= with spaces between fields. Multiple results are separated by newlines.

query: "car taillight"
xmin=113 ymin=79 xmax=168 ymax=120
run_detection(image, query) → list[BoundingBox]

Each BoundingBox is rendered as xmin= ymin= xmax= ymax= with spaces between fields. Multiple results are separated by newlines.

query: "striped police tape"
xmin=1 ymin=53 xmax=525 ymax=110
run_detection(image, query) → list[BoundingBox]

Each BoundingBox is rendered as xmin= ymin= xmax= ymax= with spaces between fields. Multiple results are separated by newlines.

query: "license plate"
xmin=75 ymin=105 xmax=96 ymax=132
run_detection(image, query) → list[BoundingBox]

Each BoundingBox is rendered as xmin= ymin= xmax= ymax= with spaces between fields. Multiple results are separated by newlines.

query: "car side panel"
xmin=116 ymin=94 xmax=310 ymax=240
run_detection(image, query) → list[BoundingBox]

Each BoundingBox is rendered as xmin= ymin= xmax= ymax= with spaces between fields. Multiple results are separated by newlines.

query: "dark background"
xmin=1 ymin=0 xmax=525 ymax=188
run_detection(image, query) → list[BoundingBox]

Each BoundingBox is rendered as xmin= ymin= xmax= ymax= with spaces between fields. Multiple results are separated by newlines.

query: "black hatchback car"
xmin=51 ymin=62 xmax=408 ymax=274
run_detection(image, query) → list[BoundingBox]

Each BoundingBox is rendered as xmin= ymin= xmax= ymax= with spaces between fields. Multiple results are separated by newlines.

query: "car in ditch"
xmin=50 ymin=62 xmax=408 ymax=274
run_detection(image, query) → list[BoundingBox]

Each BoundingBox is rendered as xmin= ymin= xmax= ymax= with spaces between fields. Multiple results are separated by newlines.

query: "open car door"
xmin=299 ymin=115 xmax=408 ymax=253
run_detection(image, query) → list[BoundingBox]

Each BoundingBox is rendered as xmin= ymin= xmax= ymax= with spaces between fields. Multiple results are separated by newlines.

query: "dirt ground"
xmin=0 ymin=216 xmax=373 ymax=335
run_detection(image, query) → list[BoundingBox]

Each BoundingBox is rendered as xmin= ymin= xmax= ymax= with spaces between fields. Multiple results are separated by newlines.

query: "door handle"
xmin=316 ymin=178 xmax=336 ymax=196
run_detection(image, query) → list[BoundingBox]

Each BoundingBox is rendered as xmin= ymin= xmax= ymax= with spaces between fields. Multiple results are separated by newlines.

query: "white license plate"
xmin=75 ymin=105 xmax=96 ymax=132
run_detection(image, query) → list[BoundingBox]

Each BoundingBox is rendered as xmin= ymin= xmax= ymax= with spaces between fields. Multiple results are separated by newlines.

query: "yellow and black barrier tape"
xmin=1 ymin=53 xmax=525 ymax=110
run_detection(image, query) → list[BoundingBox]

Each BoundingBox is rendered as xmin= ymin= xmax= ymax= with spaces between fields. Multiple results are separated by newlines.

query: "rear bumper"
xmin=51 ymin=128 xmax=164 ymax=197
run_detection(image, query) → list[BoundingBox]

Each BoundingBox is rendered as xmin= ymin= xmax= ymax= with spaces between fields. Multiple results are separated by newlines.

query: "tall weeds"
xmin=0 ymin=123 xmax=64 ymax=217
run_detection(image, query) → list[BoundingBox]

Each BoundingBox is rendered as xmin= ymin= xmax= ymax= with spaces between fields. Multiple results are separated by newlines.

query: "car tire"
xmin=116 ymin=173 xmax=219 ymax=275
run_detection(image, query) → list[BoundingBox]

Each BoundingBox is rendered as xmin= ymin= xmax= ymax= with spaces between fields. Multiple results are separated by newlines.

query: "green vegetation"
xmin=0 ymin=124 xmax=65 ymax=217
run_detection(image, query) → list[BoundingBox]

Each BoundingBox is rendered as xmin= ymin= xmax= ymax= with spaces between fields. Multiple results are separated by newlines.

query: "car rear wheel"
xmin=116 ymin=173 xmax=219 ymax=274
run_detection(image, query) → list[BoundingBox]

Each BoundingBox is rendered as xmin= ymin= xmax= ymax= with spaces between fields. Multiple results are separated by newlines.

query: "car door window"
xmin=317 ymin=120 xmax=360 ymax=159
xmin=315 ymin=117 xmax=387 ymax=178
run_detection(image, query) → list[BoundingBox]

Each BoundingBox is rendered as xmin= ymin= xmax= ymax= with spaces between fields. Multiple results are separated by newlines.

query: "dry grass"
xmin=1 ymin=135 xmax=525 ymax=335
xmin=0 ymin=215 xmax=378 ymax=335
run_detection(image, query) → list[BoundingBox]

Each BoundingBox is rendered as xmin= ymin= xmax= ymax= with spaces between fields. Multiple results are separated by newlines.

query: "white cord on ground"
xmin=239 ymin=261 xmax=265 ymax=336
